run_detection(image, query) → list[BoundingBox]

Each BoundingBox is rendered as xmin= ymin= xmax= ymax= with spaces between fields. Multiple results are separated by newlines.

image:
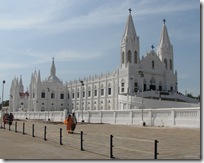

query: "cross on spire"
xmin=129 ymin=8 xmax=132 ymax=14
xmin=163 ymin=19 xmax=166 ymax=24
xmin=151 ymin=44 xmax=154 ymax=50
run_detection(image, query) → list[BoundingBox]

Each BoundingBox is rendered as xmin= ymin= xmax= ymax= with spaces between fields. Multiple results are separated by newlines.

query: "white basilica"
xmin=9 ymin=10 xmax=198 ymax=113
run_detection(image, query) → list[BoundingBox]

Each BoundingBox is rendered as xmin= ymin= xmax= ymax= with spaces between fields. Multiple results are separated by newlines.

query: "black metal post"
xmin=154 ymin=140 xmax=159 ymax=159
xmin=110 ymin=135 xmax=114 ymax=159
xmin=80 ymin=131 xmax=84 ymax=151
xmin=32 ymin=124 xmax=35 ymax=137
xmin=23 ymin=123 xmax=25 ymax=135
xmin=60 ymin=128 xmax=63 ymax=145
xmin=44 ymin=126 xmax=47 ymax=141
xmin=15 ymin=121 xmax=17 ymax=132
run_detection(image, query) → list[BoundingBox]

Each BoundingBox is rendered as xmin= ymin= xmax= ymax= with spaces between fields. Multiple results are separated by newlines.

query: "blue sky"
xmin=0 ymin=0 xmax=200 ymax=101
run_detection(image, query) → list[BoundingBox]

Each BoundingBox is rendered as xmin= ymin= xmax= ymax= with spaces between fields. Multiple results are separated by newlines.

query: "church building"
xmin=9 ymin=10 xmax=198 ymax=113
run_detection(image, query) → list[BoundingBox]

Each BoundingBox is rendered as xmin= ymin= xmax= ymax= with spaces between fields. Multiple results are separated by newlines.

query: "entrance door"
xmin=150 ymin=85 xmax=156 ymax=90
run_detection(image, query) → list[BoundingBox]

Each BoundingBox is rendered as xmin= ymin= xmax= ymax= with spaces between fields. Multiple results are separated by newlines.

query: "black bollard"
xmin=80 ymin=131 xmax=84 ymax=151
xmin=110 ymin=135 xmax=114 ymax=159
xmin=44 ymin=126 xmax=47 ymax=141
xmin=15 ymin=121 xmax=17 ymax=132
xmin=60 ymin=128 xmax=63 ymax=145
xmin=23 ymin=123 xmax=25 ymax=135
xmin=32 ymin=124 xmax=35 ymax=137
xmin=154 ymin=140 xmax=159 ymax=159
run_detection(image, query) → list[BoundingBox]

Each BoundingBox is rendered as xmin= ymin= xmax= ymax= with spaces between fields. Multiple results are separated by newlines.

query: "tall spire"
xmin=50 ymin=57 xmax=56 ymax=76
xmin=157 ymin=19 xmax=174 ymax=71
xmin=47 ymin=57 xmax=62 ymax=83
xmin=158 ymin=19 xmax=171 ymax=50
xmin=120 ymin=9 xmax=140 ymax=68
xmin=122 ymin=9 xmax=137 ymax=43
xmin=19 ymin=75 xmax=24 ymax=92
xmin=37 ymin=70 xmax=41 ymax=83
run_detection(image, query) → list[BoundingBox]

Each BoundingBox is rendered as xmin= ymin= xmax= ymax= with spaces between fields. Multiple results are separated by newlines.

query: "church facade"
xmin=9 ymin=10 xmax=197 ymax=113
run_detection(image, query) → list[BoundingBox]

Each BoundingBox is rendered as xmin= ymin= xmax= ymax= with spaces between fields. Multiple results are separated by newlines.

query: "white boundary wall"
xmin=75 ymin=107 xmax=200 ymax=128
xmin=2 ymin=107 xmax=200 ymax=128
xmin=8 ymin=110 xmax=67 ymax=122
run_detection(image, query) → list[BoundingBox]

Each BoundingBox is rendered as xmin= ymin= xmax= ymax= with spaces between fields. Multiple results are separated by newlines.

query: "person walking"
xmin=8 ymin=113 xmax=14 ymax=126
xmin=66 ymin=114 xmax=73 ymax=134
xmin=71 ymin=112 xmax=77 ymax=132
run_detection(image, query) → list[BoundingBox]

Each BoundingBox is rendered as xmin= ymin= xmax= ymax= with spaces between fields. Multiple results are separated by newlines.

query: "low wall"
xmin=1 ymin=107 xmax=200 ymax=128
xmin=6 ymin=110 xmax=67 ymax=122
xmin=75 ymin=107 xmax=200 ymax=128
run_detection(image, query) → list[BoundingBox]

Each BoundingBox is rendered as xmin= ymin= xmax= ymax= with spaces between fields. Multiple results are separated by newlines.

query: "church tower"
xmin=120 ymin=9 xmax=140 ymax=68
xmin=157 ymin=19 xmax=178 ymax=92
xmin=119 ymin=9 xmax=140 ymax=95
xmin=157 ymin=19 xmax=174 ymax=72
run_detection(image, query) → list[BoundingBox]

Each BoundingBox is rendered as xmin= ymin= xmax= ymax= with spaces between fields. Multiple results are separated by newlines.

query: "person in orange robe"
xmin=66 ymin=114 xmax=73 ymax=134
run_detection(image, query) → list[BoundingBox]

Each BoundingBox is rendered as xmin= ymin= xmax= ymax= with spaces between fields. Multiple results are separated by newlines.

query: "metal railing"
xmin=1 ymin=121 xmax=159 ymax=159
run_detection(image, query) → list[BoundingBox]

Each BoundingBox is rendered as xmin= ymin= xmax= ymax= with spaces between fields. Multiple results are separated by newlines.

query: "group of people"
xmin=3 ymin=113 xmax=14 ymax=126
xmin=64 ymin=112 xmax=77 ymax=134
xmin=3 ymin=112 xmax=77 ymax=134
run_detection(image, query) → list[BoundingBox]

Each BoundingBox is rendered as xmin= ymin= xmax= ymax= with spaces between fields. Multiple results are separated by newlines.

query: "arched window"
xmin=152 ymin=60 xmax=155 ymax=69
xmin=127 ymin=50 xmax=131 ymax=63
xmin=82 ymin=87 xmax=85 ymax=98
xmin=72 ymin=89 xmax=75 ymax=99
xmin=170 ymin=83 xmax=174 ymax=92
xmin=88 ymin=86 xmax=91 ymax=97
xmin=121 ymin=51 xmax=125 ymax=64
xmin=150 ymin=77 xmax=156 ymax=91
xmin=134 ymin=80 xmax=138 ymax=92
xmin=159 ymin=81 xmax=162 ymax=91
xmin=143 ymin=79 xmax=147 ymax=91
xmin=60 ymin=93 xmax=64 ymax=99
xmin=121 ymin=79 xmax=125 ymax=93
xmin=170 ymin=59 xmax=173 ymax=70
xmin=134 ymin=51 xmax=137 ymax=63
xmin=108 ymin=83 xmax=111 ymax=95
xmin=164 ymin=59 xmax=168 ymax=69
xmin=51 ymin=92 xmax=55 ymax=99
xmin=101 ymin=84 xmax=104 ymax=96
xmin=94 ymin=85 xmax=97 ymax=96
xmin=77 ymin=88 xmax=80 ymax=98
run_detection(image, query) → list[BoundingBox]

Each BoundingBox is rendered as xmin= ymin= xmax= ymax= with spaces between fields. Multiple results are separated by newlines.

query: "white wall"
xmin=1 ymin=107 xmax=200 ymax=128
xmin=4 ymin=110 xmax=67 ymax=122
xmin=75 ymin=107 xmax=200 ymax=128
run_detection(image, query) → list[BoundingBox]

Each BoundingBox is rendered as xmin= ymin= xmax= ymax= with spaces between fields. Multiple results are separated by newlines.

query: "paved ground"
xmin=0 ymin=119 xmax=200 ymax=160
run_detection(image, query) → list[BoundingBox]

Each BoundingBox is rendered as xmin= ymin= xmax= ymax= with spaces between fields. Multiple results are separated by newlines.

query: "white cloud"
xmin=133 ymin=1 xmax=198 ymax=17
xmin=0 ymin=0 xmax=198 ymax=33
xmin=9 ymin=48 xmax=103 ymax=65
xmin=0 ymin=62 xmax=27 ymax=70
xmin=55 ymin=50 xmax=102 ymax=61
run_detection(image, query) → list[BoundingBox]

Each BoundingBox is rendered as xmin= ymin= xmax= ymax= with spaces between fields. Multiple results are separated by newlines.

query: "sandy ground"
xmin=0 ymin=119 xmax=200 ymax=160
